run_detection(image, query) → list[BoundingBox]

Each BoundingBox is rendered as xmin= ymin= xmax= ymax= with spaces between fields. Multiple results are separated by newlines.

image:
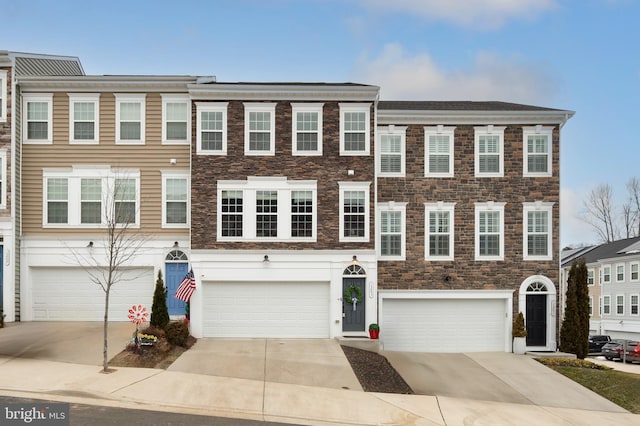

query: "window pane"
xmin=291 ymin=190 xmax=313 ymax=237
xmin=167 ymin=122 xmax=187 ymax=140
xmin=528 ymin=235 xmax=548 ymax=256
xmin=74 ymin=122 xmax=94 ymax=140
xmin=343 ymin=190 xmax=365 ymax=237
xmin=296 ymin=112 xmax=318 ymax=131
xmin=166 ymin=102 xmax=187 ymax=121
xmin=202 ymin=111 xmax=222 ymax=131
xmin=381 ymin=235 xmax=401 ymax=256
xmin=120 ymin=122 xmax=141 ymax=140
xmin=202 ymin=132 xmax=222 ymax=150
xmin=120 ymin=102 xmax=140 ymax=120
xmin=480 ymin=136 xmax=499 ymax=153
xmin=221 ymin=190 xmax=243 ymax=237
xmin=479 ymin=155 xmax=499 ymax=173
xmin=74 ymin=102 xmax=94 ymax=121
xmin=115 ymin=179 xmax=136 ymax=223
xmin=250 ymin=111 xmax=270 ymax=131
xmin=166 ymin=202 xmax=187 ymax=224
xmin=48 ymin=202 xmax=68 ymax=224
xmin=430 ymin=235 xmax=449 ymax=256
xmin=296 ymin=132 xmax=318 ymax=151
xmin=429 ymin=155 xmax=449 ymax=173
xmin=166 ymin=178 xmax=187 ymax=201
xmin=528 ymin=155 xmax=548 ymax=173
xmin=81 ymin=179 xmax=101 ymax=224
xmin=115 ymin=202 xmax=136 ymax=223
xmin=28 ymin=102 xmax=48 ymax=121
xmin=344 ymin=112 xmax=365 ymax=131
xmin=381 ymin=154 xmax=401 ymax=173
xmin=256 ymin=190 xmax=277 ymax=237
xmin=249 ymin=132 xmax=271 ymax=151
xmin=344 ymin=133 xmax=365 ymax=151
xmin=28 ymin=122 xmax=48 ymax=139
xmin=480 ymin=235 xmax=499 ymax=256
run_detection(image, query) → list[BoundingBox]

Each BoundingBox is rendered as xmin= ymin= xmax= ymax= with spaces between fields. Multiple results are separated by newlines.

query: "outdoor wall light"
xmin=173 ymin=241 xmax=179 ymax=248
xmin=263 ymin=255 xmax=269 ymax=263
xmin=352 ymin=255 xmax=358 ymax=265
xmin=87 ymin=241 xmax=93 ymax=248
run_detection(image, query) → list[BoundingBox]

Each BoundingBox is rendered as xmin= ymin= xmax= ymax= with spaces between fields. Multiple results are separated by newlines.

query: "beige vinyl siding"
xmin=22 ymin=92 xmax=190 ymax=236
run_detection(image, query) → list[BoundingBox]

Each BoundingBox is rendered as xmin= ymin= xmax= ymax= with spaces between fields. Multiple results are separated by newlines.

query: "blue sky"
xmin=2 ymin=0 xmax=639 ymax=247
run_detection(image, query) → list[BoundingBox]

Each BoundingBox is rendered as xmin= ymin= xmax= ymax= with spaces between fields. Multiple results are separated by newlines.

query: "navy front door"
xmin=526 ymin=294 xmax=547 ymax=346
xmin=166 ymin=262 xmax=188 ymax=315
xmin=343 ymin=277 xmax=366 ymax=332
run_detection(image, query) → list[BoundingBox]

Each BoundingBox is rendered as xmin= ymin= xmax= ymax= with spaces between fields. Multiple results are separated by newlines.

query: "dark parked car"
xmin=601 ymin=340 xmax=626 ymax=360
xmin=620 ymin=341 xmax=640 ymax=363
xmin=589 ymin=335 xmax=611 ymax=353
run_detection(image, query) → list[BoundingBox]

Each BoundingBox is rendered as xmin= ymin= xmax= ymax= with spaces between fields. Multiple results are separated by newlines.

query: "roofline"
xmin=8 ymin=51 xmax=85 ymax=74
xmin=188 ymin=82 xmax=380 ymax=101
xmin=560 ymin=246 xmax=597 ymax=267
xmin=378 ymin=109 xmax=575 ymax=126
xmin=16 ymin=75 xmax=200 ymax=92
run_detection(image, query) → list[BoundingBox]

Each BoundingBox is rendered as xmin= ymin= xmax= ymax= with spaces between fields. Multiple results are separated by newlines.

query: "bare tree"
xmin=627 ymin=177 xmax=640 ymax=236
xmin=581 ymin=184 xmax=618 ymax=243
xmin=68 ymin=175 xmax=148 ymax=372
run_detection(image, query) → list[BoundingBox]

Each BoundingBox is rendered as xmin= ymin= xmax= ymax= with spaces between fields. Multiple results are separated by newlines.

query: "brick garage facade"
xmin=377 ymin=123 xmax=561 ymax=314
xmin=190 ymin=99 xmax=376 ymax=251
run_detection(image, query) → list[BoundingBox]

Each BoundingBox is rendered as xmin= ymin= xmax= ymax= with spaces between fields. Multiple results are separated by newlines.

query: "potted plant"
xmin=369 ymin=323 xmax=380 ymax=340
xmin=512 ymin=312 xmax=527 ymax=355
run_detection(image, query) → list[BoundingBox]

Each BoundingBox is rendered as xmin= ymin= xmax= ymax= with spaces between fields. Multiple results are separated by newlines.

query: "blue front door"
xmin=166 ymin=262 xmax=188 ymax=316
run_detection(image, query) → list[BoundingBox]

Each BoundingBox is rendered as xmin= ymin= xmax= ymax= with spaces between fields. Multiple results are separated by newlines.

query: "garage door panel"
xmin=203 ymin=282 xmax=329 ymax=338
xmin=31 ymin=267 xmax=154 ymax=321
xmin=382 ymin=298 xmax=506 ymax=352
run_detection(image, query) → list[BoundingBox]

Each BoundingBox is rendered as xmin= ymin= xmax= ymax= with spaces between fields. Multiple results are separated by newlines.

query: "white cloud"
xmin=356 ymin=0 xmax=557 ymax=29
xmin=353 ymin=43 xmax=558 ymax=103
xmin=560 ymin=187 xmax=599 ymax=248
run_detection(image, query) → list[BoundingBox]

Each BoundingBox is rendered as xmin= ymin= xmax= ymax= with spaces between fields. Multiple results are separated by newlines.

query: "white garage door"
xmin=382 ymin=298 xmax=507 ymax=352
xmin=31 ymin=267 xmax=154 ymax=321
xmin=202 ymin=281 xmax=330 ymax=338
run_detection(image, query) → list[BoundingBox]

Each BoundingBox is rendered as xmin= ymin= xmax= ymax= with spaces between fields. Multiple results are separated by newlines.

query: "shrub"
xmin=0 ymin=310 xmax=4 ymax=328
xmin=150 ymin=270 xmax=170 ymax=329
xmin=535 ymin=357 xmax=611 ymax=370
xmin=512 ymin=312 xmax=527 ymax=338
xmin=165 ymin=321 xmax=189 ymax=347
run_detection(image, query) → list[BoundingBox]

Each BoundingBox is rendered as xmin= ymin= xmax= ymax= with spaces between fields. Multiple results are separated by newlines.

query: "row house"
xmin=561 ymin=237 xmax=640 ymax=340
xmin=1 ymin=51 xmax=574 ymax=353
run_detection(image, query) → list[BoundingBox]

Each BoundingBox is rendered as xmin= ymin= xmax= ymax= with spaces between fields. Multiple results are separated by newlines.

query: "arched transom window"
xmin=165 ymin=250 xmax=188 ymax=261
xmin=527 ymin=281 xmax=548 ymax=292
xmin=343 ymin=265 xmax=366 ymax=276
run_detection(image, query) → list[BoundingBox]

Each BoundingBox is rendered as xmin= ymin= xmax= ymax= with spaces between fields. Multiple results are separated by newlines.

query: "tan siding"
xmin=22 ymin=91 xmax=190 ymax=237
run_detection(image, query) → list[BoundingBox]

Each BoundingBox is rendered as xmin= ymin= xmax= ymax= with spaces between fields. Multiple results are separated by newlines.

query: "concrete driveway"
xmin=384 ymin=351 xmax=627 ymax=412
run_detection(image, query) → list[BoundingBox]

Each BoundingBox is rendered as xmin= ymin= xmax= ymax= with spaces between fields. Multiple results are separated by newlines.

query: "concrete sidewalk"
xmin=2 ymin=355 xmax=640 ymax=425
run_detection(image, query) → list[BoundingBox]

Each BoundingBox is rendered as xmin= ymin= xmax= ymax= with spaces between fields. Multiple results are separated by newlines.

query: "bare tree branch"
xmin=580 ymin=184 xmax=619 ymax=243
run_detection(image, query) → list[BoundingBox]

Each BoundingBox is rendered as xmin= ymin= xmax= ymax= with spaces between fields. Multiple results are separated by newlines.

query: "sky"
xmin=2 ymin=0 xmax=639 ymax=248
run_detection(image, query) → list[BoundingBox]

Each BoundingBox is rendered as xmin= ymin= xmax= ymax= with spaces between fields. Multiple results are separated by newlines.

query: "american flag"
xmin=175 ymin=269 xmax=196 ymax=302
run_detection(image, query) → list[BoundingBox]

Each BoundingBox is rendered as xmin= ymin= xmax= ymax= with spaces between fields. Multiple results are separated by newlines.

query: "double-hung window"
xmin=616 ymin=264 xmax=625 ymax=282
xmin=340 ymin=103 xmax=370 ymax=155
xmin=69 ymin=94 xmax=99 ymax=144
xmin=602 ymin=265 xmax=611 ymax=284
xmin=162 ymin=172 xmax=189 ymax=227
xmin=114 ymin=178 xmax=137 ymax=224
xmin=475 ymin=126 xmax=505 ymax=177
xmin=631 ymin=262 xmax=639 ymax=281
xmin=162 ymin=95 xmax=189 ymax=144
xmin=244 ymin=103 xmax=276 ymax=155
xmin=0 ymin=70 xmax=7 ymax=123
xmin=377 ymin=126 xmax=406 ymax=176
xmin=24 ymin=94 xmax=53 ymax=143
xmin=603 ymin=295 xmax=611 ymax=315
xmin=115 ymin=94 xmax=145 ymax=144
xmin=424 ymin=126 xmax=455 ymax=177
xmin=523 ymin=126 xmax=553 ymax=177
xmin=523 ymin=202 xmax=553 ymax=260
xmin=292 ymin=103 xmax=323 ymax=155
xmin=80 ymin=178 xmax=102 ymax=224
xmin=616 ymin=295 xmax=624 ymax=315
xmin=218 ymin=177 xmax=316 ymax=241
xmin=475 ymin=202 xmax=505 ymax=260
xmin=587 ymin=269 xmax=594 ymax=286
xmin=196 ymin=102 xmax=227 ymax=154
xmin=377 ymin=202 xmax=406 ymax=260
xmin=46 ymin=178 xmax=69 ymax=224
xmin=631 ymin=295 xmax=639 ymax=316
xmin=340 ymin=182 xmax=370 ymax=242
xmin=0 ymin=149 xmax=6 ymax=209
xmin=425 ymin=202 xmax=455 ymax=261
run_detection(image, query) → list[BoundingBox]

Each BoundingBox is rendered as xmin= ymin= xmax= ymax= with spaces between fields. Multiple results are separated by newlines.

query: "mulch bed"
xmin=341 ymin=345 xmax=414 ymax=394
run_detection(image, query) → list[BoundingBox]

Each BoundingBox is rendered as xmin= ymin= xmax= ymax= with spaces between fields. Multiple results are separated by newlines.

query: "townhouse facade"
xmin=562 ymin=237 xmax=640 ymax=340
xmin=1 ymin=50 xmax=573 ymax=353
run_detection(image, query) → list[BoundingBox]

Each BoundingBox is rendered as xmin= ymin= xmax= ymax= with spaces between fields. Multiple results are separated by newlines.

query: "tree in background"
xmin=150 ymin=270 xmax=170 ymax=329
xmin=560 ymin=258 xmax=590 ymax=359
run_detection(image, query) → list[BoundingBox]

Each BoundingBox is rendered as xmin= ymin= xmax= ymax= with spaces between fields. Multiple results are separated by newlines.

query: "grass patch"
xmin=536 ymin=358 xmax=640 ymax=413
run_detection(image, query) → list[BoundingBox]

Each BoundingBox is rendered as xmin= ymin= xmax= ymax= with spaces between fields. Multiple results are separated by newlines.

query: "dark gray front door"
xmin=526 ymin=294 xmax=547 ymax=346
xmin=343 ymin=277 xmax=366 ymax=332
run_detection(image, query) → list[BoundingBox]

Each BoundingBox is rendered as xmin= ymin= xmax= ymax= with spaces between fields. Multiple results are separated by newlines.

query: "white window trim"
xmin=475 ymin=201 xmax=506 ymax=261
xmin=339 ymin=181 xmax=371 ymax=242
xmin=115 ymin=94 xmax=146 ymax=145
xmin=0 ymin=70 xmax=7 ymax=123
xmin=23 ymin=93 xmax=53 ymax=144
xmin=474 ymin=125 xmax=505 ymax=177
xmin=587 ymin=268 xmax=595 ymax=286
xmin=599 ymin=296 xmax=603 ymax=316
xmin=244 ymin=102 xmax=276 ymax=156
xmin=424 ymin=125 xmax=455 ymax=178
xmin=603 ymin=295 xmax=611 ymax=315
xmin=615 ymin=263 xmax=625 ymax=282
xmin=424 ymin=202 xmax=456 ymax=261
xmin=616 ymin=294 xmax=624 ymax=315
xmin=339 ymin=103 xmax=371 ymax=156
xmin=69 ymin=93 xmax=100 ymax=144
xmin=589 ymin=296 xmax=593 ymax=316
xmin=522 ymin=201 xmax=554 ymax=261
xmin=602 ymin=264 xmax=611 ymax=284
xmin=631 ymin=262 xmax=639 ymax=282
xmin=217 ymin=177 xmax=317 ymax=242
xmin=0 ymin=149 xmax=6 ymax=209
xmin=196 ymin=102 xmax=228 ymax=155
xmin=631 ymin=294 xmax=639 ymax=316
xmin=43 ymin=166 xmax=140 ymax=228
xmin=291 ymin=103 xmax=323 ymax=156
xmin=377 ymin=201 xmax=407 ymax=261
xmin=161 ymin=170 xmax=190 ymax=228
xmin=523 ymin=125 xmax=553 ymax=177
xmin=377 ymin=125 xmax=406 ymax=177
xmin=161 ymin=94 xmax=191 ymax=145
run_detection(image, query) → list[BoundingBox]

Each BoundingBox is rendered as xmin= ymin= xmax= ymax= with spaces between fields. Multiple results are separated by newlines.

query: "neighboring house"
xmin=375 ymin=102 xmax=571 ymax=352
xmin=3 ymin=50 xmax=575 ymax=353
xmin=561 ymin=237 xmax=640 ymax=340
